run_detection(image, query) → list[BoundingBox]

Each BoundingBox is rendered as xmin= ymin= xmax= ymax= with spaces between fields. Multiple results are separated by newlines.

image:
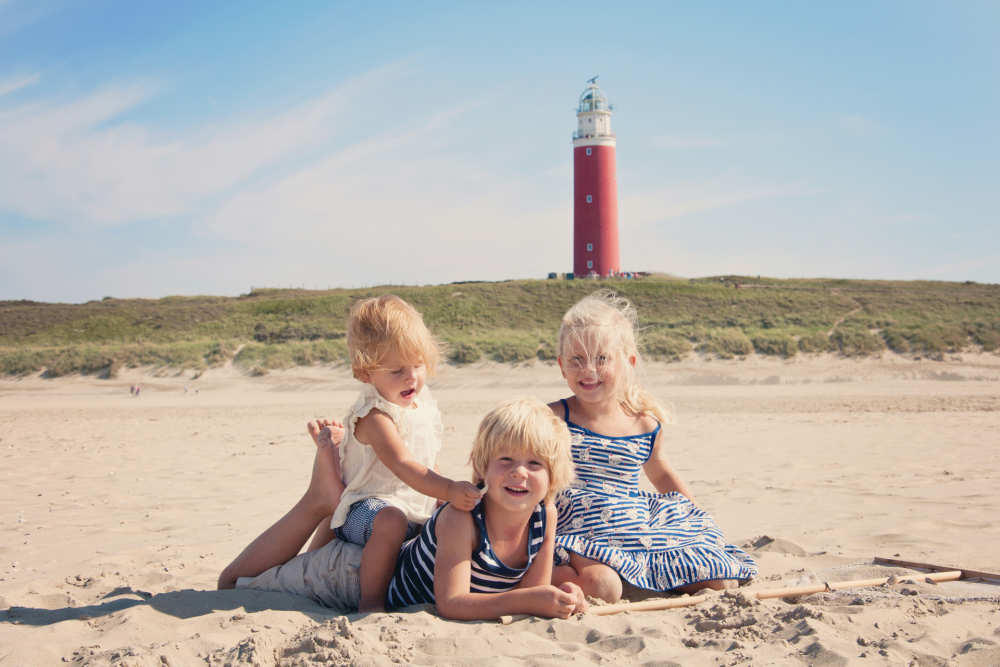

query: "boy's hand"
xmin=447 ymin=480 xmax=482 ymax=511
xmin=558 ymin=581 xmax=589 ymax=614
xmin=308 ymin=418 xmax=345 ymax=448
xmin=528 ymin=585 xmax=583 ymax=619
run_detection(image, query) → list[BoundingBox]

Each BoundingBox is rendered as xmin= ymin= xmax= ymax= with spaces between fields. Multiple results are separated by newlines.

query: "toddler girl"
xmin=550 ymin=290 xmax=757 ymax=602
xmin=219 ymin=294 xmax=481 ymax=611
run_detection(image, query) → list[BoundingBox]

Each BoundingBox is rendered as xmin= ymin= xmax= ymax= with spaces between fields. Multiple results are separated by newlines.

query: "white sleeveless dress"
xmin=329 ymin=383 xmax=443 ymax=530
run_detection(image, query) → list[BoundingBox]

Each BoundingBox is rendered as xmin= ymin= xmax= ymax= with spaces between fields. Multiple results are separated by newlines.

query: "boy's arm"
xmin=432 ymin=505 xmax=581 ymax=621
xmin=643 ymin=429 xmax=694 ymax=501
xmin=355 ymin=410 xmax=480 ymax=510
xmin=514 ymin=501 xmax=556 ymax=589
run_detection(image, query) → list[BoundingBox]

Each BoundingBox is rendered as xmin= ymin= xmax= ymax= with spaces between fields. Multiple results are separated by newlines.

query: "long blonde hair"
xmin=557 ymin=290 xmax=671 ymax=424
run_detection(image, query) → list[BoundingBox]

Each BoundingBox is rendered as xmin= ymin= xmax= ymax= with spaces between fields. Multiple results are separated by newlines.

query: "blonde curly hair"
xmin=347 ymin=294 xmax=440 ymax=379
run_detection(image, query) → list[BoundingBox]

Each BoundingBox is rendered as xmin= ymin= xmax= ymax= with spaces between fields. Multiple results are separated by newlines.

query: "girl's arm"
xmin=354 ymin=410 xmax=481 ymax=510
xmin=643 ymin=429 xmax=695 ymax=501
xmin=514 ymin=501 xmax=556 ymax=589
xmin=432 ymin=506 xmax=582 ymax=621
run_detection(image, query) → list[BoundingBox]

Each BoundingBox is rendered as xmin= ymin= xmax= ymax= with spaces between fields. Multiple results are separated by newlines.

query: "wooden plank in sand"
xmin=873 ymin=556 xmax=1000 ymax=583
xmin=754 ymin=570 xmax=962 ymax=599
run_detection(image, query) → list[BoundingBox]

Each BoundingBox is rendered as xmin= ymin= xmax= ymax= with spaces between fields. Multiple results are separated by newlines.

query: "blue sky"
xmin=1 ymin=1 xmax=997 ymax=303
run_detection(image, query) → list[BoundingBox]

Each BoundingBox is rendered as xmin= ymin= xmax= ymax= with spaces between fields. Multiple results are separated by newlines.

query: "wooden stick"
xmin=587 ymin=595 xmax=707 ymax=616
xmin=873 ymin=556 xmax=1000 ymax=583
xmin=584 ymin=570 xmax=964 ymax=618
xmin=755 ymin=570 xmax=962 ymax=599
xmin=829 ymin=570 xmax=961 ymax=590
xmin=500 ymin=595 xmax=708 ymax=623
xmin=502 ymin=560 xmax=982 ymax=622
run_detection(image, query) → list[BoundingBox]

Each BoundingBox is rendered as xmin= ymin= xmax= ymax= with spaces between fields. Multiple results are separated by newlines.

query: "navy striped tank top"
xmin=386 ymin=499 xmax=547 ymax=609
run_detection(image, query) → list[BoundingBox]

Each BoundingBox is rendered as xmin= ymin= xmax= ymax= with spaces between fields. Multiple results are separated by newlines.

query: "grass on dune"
xmin=2 ymin=276 xmax=998 ymax=376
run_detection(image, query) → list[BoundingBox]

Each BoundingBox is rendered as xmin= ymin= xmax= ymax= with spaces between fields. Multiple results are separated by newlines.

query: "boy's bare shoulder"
xmin=435 ymin=504 xmax=478 ymax=545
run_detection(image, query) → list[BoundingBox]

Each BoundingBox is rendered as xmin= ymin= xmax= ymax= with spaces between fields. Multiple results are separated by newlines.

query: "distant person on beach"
xmin=549 ymin=290 xmax=758 ymax=602
xmin=235 ymin=398 xmax=587 ymax=620
xmin=218 ymin=295 xmax=481 ymax=611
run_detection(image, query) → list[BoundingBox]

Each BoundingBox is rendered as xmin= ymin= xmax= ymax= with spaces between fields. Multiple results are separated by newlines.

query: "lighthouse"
xmin=573 ymin=77 xmax=620 ymax=278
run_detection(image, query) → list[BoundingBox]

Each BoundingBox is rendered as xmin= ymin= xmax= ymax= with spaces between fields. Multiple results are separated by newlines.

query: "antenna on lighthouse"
xmin=587 ymin=75 xmax=599 ymax=84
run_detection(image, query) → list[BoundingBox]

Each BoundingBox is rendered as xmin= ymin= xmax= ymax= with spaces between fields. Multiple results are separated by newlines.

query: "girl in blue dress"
xmin=550 ymin=291 xmax=758 ymax=603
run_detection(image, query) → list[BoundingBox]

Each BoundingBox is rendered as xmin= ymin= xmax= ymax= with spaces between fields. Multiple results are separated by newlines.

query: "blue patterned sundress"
xmin=554 ymin=399 xmax=757 ymax=591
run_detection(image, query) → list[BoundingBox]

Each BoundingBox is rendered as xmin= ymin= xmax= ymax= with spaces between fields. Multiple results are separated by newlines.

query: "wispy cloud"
xmin=199 ymin=97 xmax=569 ymax=287
xmin=0 ymin=65 xmax=570 ymax=300
xmin=0 ymin=72 xmax=40 ymax=97
xmin=0 ymin=64 xmax=405 ymax=228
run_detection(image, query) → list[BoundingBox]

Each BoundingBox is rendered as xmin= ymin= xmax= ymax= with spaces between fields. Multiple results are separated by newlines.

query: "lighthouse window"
xmin=587 ymin=260 xmax=594 ymax=269
xmin=586 ymin=147 xmax=592 ymax=156
xmin=586 ymin=243 xmax=593 ymax=252
xmin=586 ymin=194 xmax=593 ymax=203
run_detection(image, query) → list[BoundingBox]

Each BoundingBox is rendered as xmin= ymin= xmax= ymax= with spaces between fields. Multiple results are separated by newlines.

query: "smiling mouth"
xmin=504 ymin=486 xmax=529 ymax=496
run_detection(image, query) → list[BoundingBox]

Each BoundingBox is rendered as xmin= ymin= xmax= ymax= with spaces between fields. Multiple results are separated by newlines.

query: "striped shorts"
xmin=335 ymin=497 xmax=420 ymax=546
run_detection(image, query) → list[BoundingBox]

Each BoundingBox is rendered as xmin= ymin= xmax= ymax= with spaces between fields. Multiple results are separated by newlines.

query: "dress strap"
xmin=647 ymin=421 xmax=662 ymax=449
xmin=559 ymin=398 xmax=570 ymax=421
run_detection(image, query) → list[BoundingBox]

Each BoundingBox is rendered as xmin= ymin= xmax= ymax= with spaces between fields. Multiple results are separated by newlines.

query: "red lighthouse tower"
xmin=573 ymin=77 xmax=619 ymax=278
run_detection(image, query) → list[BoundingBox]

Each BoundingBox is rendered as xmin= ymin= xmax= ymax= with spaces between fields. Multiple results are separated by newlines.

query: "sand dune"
xmin=2 ymin=353 xmax=998 ymax=665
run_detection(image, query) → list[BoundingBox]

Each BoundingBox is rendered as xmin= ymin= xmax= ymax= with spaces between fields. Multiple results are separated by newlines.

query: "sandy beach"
xmin=2 ymin=353 xmax=998 ymax=665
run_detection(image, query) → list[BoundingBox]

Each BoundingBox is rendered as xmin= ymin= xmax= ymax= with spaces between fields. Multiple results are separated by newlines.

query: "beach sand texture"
xmin=2 ymin=354 xmax=999 ymax=665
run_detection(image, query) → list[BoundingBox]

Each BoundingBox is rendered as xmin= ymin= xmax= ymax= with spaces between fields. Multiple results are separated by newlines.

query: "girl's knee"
xmin=580 ymin=566 xmax=622 ymax=603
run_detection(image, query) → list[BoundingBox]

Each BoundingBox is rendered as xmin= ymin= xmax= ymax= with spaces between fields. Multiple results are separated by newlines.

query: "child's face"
xmin=558 ymin=338 xmax=634 ymax=405
xmin=482 ymin=447 xmax=550 ymax=512
xmin=359 ymin=348 xmax=426 ymax=408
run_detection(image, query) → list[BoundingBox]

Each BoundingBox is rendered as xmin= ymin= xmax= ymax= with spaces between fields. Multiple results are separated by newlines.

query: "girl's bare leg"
xmin=552 ymin=553 xmax=622 ymax=603
xmin=672 ymin=579 xmax=731 ymax=594
xmin=217 ymin=420 xmax=345 ymax=589
xmin=357 ymin=507 xmax=409 ymax=612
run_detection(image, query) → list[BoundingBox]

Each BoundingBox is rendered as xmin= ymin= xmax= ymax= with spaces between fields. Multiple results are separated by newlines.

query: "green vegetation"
xmin=2 ymin=276 xmax=998 ymax=376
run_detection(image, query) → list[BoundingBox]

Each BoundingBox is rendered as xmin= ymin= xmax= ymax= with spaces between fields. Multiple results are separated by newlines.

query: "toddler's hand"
xmin=447 ymin=480 xmax=482 ymax=511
